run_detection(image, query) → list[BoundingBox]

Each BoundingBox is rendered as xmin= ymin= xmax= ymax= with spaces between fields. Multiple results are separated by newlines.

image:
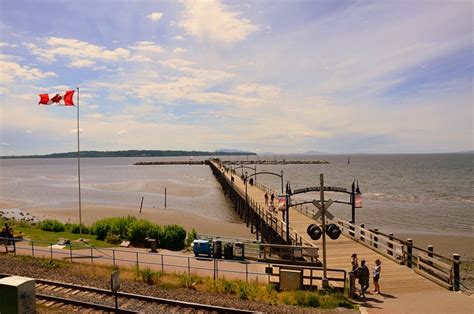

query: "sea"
xmin=0 ymin=153 xmax=472 ymax=237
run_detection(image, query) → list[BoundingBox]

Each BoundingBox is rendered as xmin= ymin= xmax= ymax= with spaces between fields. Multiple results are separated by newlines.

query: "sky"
xmin=0 ymin=0 xmax=472 ymax=155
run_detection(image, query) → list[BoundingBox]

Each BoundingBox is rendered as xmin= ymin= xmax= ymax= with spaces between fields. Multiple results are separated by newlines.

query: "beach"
xmin=0 ymin=201 xmax=254 ymax=240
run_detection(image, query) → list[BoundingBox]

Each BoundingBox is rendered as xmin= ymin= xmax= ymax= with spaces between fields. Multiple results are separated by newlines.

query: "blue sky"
xmin=0 ymin=0 xmax=472 ymax=155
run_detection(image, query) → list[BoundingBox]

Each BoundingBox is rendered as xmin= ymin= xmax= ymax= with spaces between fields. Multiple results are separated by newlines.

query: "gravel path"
xmin=0 ymin=255 xmax=357 ymax=314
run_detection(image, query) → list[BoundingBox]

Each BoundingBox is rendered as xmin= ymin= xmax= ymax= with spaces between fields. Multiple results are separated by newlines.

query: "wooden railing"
xmin=215 ymin=161 xmax=304 ymax=247
xmin=291 ymin=203 xmax=460 ymax=291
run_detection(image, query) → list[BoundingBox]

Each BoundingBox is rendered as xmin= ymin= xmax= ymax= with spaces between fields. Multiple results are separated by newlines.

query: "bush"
xmin=106 ymin=233 xmax=122 ymax=244
xmin=186 ymin=229 xmax=197 ymax=248
xmin=127 ymin=219 xmax=162 ymax=245
xmin=38 ymin=219 xmax=65 ymax=232
xmin=67 ymin=223 xmax=89 ymax=234
xmin=91 ymin=216 xmax=137 ymax=241
xmin=160 ymin=224 xmax=186 ymax=250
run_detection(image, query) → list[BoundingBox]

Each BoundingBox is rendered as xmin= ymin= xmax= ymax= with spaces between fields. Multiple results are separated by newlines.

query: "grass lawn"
xmin=14 ymin=226 xmax=113 ymax=248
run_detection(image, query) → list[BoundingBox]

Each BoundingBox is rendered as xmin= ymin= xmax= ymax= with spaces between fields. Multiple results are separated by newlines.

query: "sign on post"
xmin=110 ymin=271 xmax=120 ymax=310
xmin=311 ymin=199 xmax=335 ymax=220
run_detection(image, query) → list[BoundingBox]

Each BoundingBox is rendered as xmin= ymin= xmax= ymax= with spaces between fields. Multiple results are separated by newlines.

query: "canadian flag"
xmin=38 ymin=90 xmax=75 ymax=106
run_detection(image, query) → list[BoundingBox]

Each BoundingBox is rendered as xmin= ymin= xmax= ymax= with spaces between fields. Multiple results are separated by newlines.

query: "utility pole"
xmin=320 ymin=174 xmax=329 ymax=288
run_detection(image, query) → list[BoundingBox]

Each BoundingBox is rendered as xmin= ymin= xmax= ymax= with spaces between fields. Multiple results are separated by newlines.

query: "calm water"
xmin=0 ymin=154 xmax=472 ymax=236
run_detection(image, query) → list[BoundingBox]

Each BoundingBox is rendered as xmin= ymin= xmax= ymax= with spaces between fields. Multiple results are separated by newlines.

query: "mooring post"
xmin=407 ymin=238 xmax=413 ymax=268
xmin=453 ymin=254 xmax=460 ymax=291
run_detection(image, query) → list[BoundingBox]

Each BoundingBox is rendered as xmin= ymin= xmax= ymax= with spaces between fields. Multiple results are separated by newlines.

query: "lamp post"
xmin=351 ymin=180 xmax=362 ymax=224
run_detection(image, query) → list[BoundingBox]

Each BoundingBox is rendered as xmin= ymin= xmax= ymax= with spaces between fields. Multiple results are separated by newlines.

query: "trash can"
xmin=234 ymin=242 xmax=245 ymax=260
xmin=148 ymin=239 xmax=157 ymax=253
xmin=224 ymin=243 xmax=234 ymax=260
xmin=213 ymin=240 xmax=222 ymax=259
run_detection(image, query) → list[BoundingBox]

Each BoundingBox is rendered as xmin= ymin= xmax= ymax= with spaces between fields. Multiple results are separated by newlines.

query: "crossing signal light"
xmin=307 ymin=223 xmax=342 ymax=240
xmin=325 ymin=223 xmax=342 ymax=240
xmin=307 ymin=224 xmax=322 ymax=240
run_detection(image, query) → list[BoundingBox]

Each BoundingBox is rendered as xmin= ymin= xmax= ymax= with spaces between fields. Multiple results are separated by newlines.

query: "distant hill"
xmin=0 ymin=149 xmax=257 ymax=159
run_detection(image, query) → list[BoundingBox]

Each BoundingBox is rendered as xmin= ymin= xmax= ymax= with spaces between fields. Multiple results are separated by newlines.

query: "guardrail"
xmin=213 ymin=161 xmax=305 ymax=246
xmin=335 ymin=219 xmax=460 ymax=291
xmin=2 ymin=237 xmax=345 ymax=290
xmin=289 ymin=203 xmax=461 ymax=291
xmin=267 ymin=264 xmax=346 ymax=291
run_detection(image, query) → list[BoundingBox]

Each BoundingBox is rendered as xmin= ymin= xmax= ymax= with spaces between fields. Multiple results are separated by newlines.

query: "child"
xmin=372 ymin=259 xmax=381 ymax=294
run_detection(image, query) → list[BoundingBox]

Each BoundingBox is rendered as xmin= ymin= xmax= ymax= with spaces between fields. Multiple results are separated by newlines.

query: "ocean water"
xmin=226 ymin=153 xmax=473 ymax=236
xmin=0 ymin=154 xmax=472 ymax=236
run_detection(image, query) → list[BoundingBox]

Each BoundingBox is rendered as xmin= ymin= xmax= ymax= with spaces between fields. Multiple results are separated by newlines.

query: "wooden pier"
xmin=209 ymin=160 xmax=474 ymax=312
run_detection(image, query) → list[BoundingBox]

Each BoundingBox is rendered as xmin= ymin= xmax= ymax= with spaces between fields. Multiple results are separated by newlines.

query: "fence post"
xmin=70 ymin=245 xmax=73 ymax=262
xmin=406 ymin=238 xmax=413 ymax=268
xmin=188 ymin=257 xmax=190 ymax=276
xmin=373 ymin=228 xmax=379 ymax=249
xmin=246 ymin=263 xmax=248 ymax=283
xmin=136 ymin=252 xmax=139 ymax=270
xmin=213 ymin=258 xmax=216 ymax=281
xmin=453 ymin=254 xmax=460 ymax=291
xmin=428 ymin=245 xmax=434 ymax=267
xmin=360 ymin=224 xmax=365 ymax=242
xmin=388 ymin=233 xmax=394 ymax=256
xmin=50 ymin=244 xmax=53 ymax=260
xmin=31 ymin=241 xmax=34 ymax=258
xmin=349 ymin=221 xmax=355 ymax=237
xmin=91 ymin=247 xmax=94 ymax=264
xmin=113 ymin=250 xmax=116 ymax=268
xmin=161 ymin=254 xmax=164 ymax=272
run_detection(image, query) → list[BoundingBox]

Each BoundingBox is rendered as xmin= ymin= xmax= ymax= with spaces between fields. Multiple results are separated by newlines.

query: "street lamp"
xmin=351 ymin=180 xmax=363 ymax=224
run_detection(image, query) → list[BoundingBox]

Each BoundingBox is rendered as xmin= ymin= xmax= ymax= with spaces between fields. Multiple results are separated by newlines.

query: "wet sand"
xmin=395 ymin=232 xmax=474 ymax=259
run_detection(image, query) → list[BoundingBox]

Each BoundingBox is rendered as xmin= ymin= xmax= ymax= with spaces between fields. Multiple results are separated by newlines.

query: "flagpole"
xmin=76 ymin=87 xmax=83 ymax=240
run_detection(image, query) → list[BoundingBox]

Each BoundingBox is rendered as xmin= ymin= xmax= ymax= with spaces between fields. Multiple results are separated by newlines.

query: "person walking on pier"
xmin=351 ymin=253 xmax=359 ymax=272
xmin=270 ymin=193 xmax=275 ymax=204
xmin=356 ymin=259 xmax=370 ymax=299
xmin=372 ymin=259 xmax=381 ymax=294
xmin=264 ymin=193 xmax=269 ymax=206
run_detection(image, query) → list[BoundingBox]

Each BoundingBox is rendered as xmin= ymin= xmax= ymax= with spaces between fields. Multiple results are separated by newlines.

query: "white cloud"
xmin=179 ymin=0 xmax=259 ymax=44
xmin=0 ymin=141 xmax=9 ymax=146
xmin=24 ymin=37 xmax=131 ymax=67
xmin=129 ymin=41 xmax=164 ymax=54
xmin=172 ymin=35 xmax=185 ymax=41
xmin=147 ymin=12 xmax=163 ymax=21
xmin=0 ymin=54 xmax=56 ymax=83
xmin=117 ymin=129 xmax=127 ymax=135
xmin=173 ymin=48 xmax=186 ymax=53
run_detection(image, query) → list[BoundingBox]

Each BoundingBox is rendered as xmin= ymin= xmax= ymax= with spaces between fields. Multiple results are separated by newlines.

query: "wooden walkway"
xmin=212 ymin=161 xmax=474 ymax=312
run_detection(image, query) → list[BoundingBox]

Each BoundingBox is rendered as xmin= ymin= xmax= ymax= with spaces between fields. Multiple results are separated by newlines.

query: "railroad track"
xmin=24 ymin=277 xmax=259 ymax=313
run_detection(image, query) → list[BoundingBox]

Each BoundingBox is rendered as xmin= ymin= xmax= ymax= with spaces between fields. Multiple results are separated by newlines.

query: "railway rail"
xmin=1 ymin=275 xmax=258 ymax=313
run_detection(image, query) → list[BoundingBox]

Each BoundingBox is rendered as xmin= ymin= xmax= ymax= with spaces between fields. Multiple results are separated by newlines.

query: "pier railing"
xmin=214 ymin=161 xmax=305 ymax=247
xmin=291 ymin=204 xmax=460 ymax=291
xmin=335 ymin=220 xmax=459 ymax=291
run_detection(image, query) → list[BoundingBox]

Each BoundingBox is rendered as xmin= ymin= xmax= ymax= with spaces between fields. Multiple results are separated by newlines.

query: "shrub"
xmin=238 ymin=282 xmax=257 ymax=300
xmin=160 ymin=224 xmax=186 ymax=250
xmin=127 ymin=219 xmax=162 ymax=245
xmin=67 ymin=223 xmax=89 ymax=234
xmin=106 ymin=233 xmax=122 ymax=244
xmin=185 ymin=229 xmax=197 ymax=248
xmin=92 ymin=216 xmax=137 ymax=241
xmin=38 ymin=219 xmax=65 ymax=232
xmin=138 ymin=268 xmax=163 ymax=285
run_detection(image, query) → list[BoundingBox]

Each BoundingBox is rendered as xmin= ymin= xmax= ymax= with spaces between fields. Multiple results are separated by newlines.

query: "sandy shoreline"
xmin=1 ymin=200 xmax=472 ymax=259
xmin=0 ymin=201 xmax=254 ymax=240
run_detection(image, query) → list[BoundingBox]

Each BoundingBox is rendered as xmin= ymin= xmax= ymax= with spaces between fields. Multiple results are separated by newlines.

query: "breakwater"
xmin=134 ymin=160 xmax=209 ymax=165
xmin=221 ymin=160 xmax=329 ymax=165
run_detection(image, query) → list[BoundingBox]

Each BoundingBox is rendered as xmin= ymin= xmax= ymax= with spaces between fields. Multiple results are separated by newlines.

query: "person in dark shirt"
xmin=356 ymin=259 xmax=370 ymax=299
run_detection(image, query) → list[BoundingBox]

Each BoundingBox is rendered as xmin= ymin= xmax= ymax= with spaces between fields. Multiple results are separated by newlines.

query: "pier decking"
xmin=210 ymin=160 xmax=474 ymax=313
